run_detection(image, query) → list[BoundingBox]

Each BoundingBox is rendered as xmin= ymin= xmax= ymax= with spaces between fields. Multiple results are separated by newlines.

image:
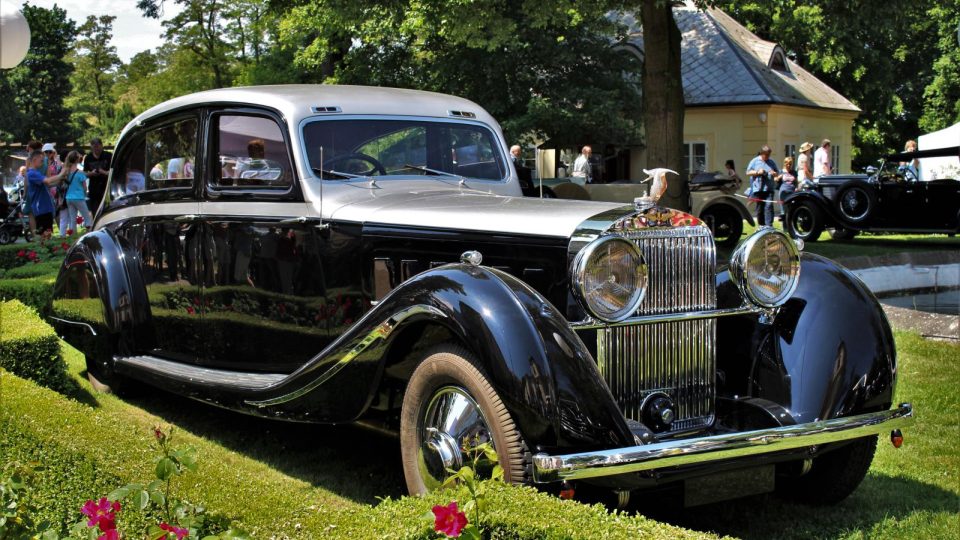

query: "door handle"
xmin=175 ymin=214 xmax=199 ymax=222
xmin=277 ymin=216 xmax=330 ymax=230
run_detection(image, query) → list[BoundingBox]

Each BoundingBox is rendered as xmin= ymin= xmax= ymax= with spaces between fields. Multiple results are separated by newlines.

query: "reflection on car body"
xmin=51 ymin=85 xmax=912 ymax=508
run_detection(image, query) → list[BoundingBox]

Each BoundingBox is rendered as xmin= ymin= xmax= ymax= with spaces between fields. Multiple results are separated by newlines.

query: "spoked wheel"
xmin=786 ymin=201 xmax=824 ymax=241
xmin=701 ymin=206 xmax=743 ymax=247
xmin=0 ymin=229 xmax=11 ymax=245
xmin=836 ymin=185 xmax=876 ymax=223
xmin=400 ymin=344 xmax=529 ymax=494
xmin=776 ymin=435 xmax=877 ymax=505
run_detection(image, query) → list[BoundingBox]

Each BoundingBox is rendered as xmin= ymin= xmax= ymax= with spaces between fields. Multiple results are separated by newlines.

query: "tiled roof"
xmin=620 ymin=4 xmax=860 ymax=113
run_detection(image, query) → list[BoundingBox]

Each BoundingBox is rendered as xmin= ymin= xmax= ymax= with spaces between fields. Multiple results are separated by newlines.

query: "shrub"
xmin=1 ymin=259 xmax=63 ymax=279
xmin=0 ymin=300 xmax=70 ymax=392
xmin=0 ymin=276 xmax=56 ymax=313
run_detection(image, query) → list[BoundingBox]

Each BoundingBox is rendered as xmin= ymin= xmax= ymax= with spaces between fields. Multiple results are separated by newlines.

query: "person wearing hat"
xmin=797 ymin=141 xmax=814 ymax=189
xmin=83 ymin=137 xmax=112 ymax=213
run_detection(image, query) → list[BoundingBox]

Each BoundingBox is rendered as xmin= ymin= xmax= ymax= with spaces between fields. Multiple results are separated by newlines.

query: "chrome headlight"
xmin=573 ymin=236 xmax=648 ymax=322
xmin=729 ymin=228 xmax=801 ymax=308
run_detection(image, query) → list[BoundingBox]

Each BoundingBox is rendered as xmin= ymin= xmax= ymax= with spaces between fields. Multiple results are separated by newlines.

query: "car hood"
xmin=325 ymin=183 xmax=627 ymax=238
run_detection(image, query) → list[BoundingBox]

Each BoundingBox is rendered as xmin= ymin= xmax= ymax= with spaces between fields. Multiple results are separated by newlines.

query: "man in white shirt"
xmin=572 ymin=145 xmax=593 ymax=183
xmin=814 ymin=139 xmax=831 ymax=177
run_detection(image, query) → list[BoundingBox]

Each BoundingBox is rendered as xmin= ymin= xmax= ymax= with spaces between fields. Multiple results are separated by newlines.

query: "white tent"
xmin=917 ymin=122 xmax=960 ymax=180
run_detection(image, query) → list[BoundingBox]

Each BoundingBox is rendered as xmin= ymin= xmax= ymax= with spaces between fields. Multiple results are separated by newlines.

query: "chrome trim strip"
xmin=48 ymin=316 xmax=98 ymax=336
xmin=115 ymin=355 xmax=287 ymax=389
xmin=571 ymin=306 xmax=759 ymax=329
xmin=532 ymin=403 xmax=914 ymax=482
xmin=245 ymin=304 xmax=446 ymax=407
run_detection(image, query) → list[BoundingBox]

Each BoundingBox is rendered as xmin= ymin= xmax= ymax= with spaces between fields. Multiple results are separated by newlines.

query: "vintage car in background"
xmin=523 ymin=173 xmax=753 ymax=247
xmin=51 ymin=85 xmax=912 ymax=507
xmin=783 ymin=146 xmax=960 ymax=241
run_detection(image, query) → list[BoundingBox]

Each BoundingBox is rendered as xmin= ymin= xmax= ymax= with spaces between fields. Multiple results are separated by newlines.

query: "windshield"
xmin=302 ymin=118 xmax=507 ymax=181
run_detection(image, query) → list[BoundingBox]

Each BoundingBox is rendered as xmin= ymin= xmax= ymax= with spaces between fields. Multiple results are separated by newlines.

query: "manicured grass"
xmin=648 ymin=331 xmax=960 ymax=539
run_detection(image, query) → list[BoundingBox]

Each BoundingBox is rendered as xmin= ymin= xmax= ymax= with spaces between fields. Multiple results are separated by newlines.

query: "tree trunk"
xmin=641 ymin=0 xmax=689 ymax=211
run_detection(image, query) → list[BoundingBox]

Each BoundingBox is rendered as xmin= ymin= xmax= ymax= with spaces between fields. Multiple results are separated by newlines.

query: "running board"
xmin=114 ymin=355 xmax=286 ymax=391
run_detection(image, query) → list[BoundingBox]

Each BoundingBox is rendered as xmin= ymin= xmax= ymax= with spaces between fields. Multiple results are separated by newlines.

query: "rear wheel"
xmin=0 ymin=229 xmax=11 ymax=245
xmin=400 ymin=344 xmax=528 ymax=494
xmin=776 ymin=436 xmax=877 ymax=505
xmin=786 ymin=201 xmax=824 ymax=241
xmin=701 ymin=205 xmax=743 ymax=247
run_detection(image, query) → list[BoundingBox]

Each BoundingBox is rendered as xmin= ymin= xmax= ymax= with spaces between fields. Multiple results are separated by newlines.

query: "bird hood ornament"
xmin=634 ymin=168 xmax=678 ymax=210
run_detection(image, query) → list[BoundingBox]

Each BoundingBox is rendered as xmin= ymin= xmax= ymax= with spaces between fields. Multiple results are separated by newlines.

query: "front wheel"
xmin=400 ymin=344 xmax=529 ymax=494
xmin=0 ymin=228 xmax=11 ymax=245
xmin=776 ymin=435 xmax=877 ymax=505
xmin=785 ymin=201 xmax=824 ymax=242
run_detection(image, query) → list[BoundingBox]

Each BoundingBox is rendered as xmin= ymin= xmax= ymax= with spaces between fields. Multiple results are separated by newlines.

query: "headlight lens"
xmin=573 ymin=236 xmax=648 ymax=322
xmin=730 ymin=228 xmax=801 ymax=308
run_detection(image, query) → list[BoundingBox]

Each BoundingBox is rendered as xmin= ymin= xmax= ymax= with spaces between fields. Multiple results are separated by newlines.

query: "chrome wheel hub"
xmin=417 ymin=386 xmax=492 ymax=490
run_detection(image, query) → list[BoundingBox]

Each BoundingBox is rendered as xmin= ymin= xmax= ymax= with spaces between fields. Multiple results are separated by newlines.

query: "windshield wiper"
xmin=311 ymin=167 xmax=364 ymax=180
xmin=403 ymin=164 xmax=462 ymax=179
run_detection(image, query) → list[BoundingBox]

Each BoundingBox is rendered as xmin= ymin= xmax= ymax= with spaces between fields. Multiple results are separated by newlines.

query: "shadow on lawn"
xmin=118 ymin=384 xmax=405 ymax=505
xmin=640 ymin=471 xmax=959 ymax=539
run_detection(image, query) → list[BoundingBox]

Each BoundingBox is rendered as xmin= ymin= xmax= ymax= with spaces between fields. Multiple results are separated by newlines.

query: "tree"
xmin=3 ymin=3 xmax=77 ymax=144
xmin=639 ymin=0 xmax=688 ymax=210
xmin=276 ymin=1 xmax=643 ymax=151
xmin=69 ymin=15 xmax=122 ymax=141
xmin=919 ymin=0 xmax=960 ymax=132
xmin=715 ymin=0 xmax=938 ymax=166
xmin=139 ymin=0 xmax=234 ymax=89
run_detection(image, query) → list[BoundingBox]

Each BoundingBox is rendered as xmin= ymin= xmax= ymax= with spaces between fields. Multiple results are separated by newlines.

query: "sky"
xmin=21 ymin=0 xmax=183 ymax=62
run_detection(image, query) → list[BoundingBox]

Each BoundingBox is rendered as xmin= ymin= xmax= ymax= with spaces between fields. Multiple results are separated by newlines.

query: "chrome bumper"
xmin=532 ymin=403 xmax=913 ymax=483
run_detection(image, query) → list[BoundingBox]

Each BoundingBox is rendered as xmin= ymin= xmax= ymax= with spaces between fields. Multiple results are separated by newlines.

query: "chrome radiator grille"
xmin=596 ymin=227 xmax=717 ymax=433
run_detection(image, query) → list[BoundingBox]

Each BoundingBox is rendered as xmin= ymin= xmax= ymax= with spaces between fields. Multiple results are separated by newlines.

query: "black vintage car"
xmin=50 ymin=85 xmax=912 ymax=508
xmin=784 ymin=146 xmax=960 ymax=241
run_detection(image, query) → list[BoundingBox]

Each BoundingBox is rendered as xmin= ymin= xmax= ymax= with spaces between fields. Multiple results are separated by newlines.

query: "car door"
xmin=104 ymin=113 xmax=203 ymax=363
xmin=198 ymin=108 xmax=331 ymax=373
xmin=876 ymin=177 xmax=928 ymax=228
xmin=917 ymin=179 xmax=960 ymax=229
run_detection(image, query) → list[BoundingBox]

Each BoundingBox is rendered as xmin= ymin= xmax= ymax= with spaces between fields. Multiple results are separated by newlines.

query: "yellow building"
xmin=538 ymin=4 xmax=860 ymax=181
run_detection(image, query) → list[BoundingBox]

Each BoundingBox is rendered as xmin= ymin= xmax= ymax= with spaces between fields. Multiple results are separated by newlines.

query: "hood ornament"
xmin=634 ymin=168 xmax=678 ymax=211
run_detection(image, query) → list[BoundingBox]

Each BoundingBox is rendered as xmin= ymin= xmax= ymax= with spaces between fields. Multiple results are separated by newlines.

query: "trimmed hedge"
xmin=0 ymin=275 xmax=56 ymax=313
xmin=0 ymin=300 xmax=70 ymax=392
xmin=0 ymin=305 xmax=713 ymax=539
xmin=0 ymin=259 xmax=63 ymax=279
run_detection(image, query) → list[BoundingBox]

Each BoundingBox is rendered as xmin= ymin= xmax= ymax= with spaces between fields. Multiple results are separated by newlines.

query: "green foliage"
xmin=1 ymin=4 xmax=78 ymax=144
xmin=67 ymin=15 xmax=122 ymax=143
xmin=276 ymin=0 xmax=642 ymax=146
xmin=714 ymin=0 xmax=949 ymax=166
xmin=0 ymin=277 xmax=57 ymax=314
xmin=0 ymin=461 xmax=59 ymax=539
xmin=0 ymin=300 xmax=70 ymax=392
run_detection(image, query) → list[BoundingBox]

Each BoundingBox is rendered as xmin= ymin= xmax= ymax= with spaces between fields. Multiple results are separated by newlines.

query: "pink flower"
xmin=61 ymin=242 xmax=70 ymax=250
xmin=153 ymin=425 xmax=167 ymax=444
xmin=81 ymin=498 xmax=120 ymax=532
xmin=66 ymin=228 xmax=74 ymax=236
xmin=16 ymin=249 xmax=25 ymax=258
xmin=76 ymin=215 xmax=84 ymax=225
xmin=27 ymin=250 xmax=37 ymax=260
xmin=98 ymin=530 xmax=119 ymax=540
xmin=432 ymin=501 xmax=468 ymax=537
xmin=160 ymin=522 xmax=189 ymax=539
xmin=186 ymin=306 xmax=195 ymax=315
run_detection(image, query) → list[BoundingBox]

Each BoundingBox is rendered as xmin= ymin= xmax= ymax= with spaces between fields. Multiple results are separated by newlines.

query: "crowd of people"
xmin=743 ymin=139 xmax=833 ymax=226
xmin=12 ymin=138 xmax=112 ymax=237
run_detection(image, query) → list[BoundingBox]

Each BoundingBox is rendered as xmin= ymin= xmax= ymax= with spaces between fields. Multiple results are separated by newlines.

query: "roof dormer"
xmin=769 ymin=45 xmax=791 ymax=73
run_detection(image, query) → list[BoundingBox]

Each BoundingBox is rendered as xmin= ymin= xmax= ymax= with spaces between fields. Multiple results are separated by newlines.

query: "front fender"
xmin=717 ymin=253 xmax=896 ymax=424
xmin=235 ymin=264 xmax=632 ymax=450
xmin=783 ymin=191 xmax=844 ymax=228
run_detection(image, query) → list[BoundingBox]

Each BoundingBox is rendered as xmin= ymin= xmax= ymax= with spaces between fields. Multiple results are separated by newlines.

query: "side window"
xmin=146 ymin=119 xmax=198 ymax=190
xmin=215 ymin=115 xmax=292 ymax=189
xmin=110 ymin=117 xmax=197 ymax=201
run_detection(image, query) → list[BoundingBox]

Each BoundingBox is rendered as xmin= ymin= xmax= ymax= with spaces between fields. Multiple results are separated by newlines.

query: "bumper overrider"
xmin=533 ymin=403 xmax=913 ymax=482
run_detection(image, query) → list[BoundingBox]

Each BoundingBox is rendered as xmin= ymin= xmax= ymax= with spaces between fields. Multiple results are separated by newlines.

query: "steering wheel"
xmin=323 ymin=153 xmax=387 ymax=176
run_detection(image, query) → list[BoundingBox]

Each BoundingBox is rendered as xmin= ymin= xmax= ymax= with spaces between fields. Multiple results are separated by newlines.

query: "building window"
xmin=784 ymin=144 xmax=797 ymax=159
xmin=831 ymin=144 xmax=840 ymax=174
xmin=683 ymin=142 xmax=707 ymax=176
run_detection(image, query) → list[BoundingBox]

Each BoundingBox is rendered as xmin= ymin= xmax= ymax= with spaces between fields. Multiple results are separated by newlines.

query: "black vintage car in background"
xmin=50 ymin=85 xmax=913 ymax=509
xmin=784 ymin=146 xmax=960 ymax=241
